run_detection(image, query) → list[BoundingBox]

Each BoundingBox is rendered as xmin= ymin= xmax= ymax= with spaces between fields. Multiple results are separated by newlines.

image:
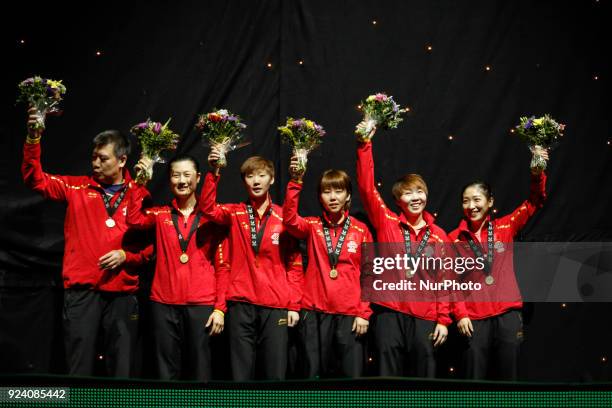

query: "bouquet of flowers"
xmin=130 ymin=118 xmax=180 ymax=184
xmin=355 ymin=92 xmax=407 ymax=141
xmin=278 ymin=117 xmax=326 ymax=173
xmin=195 ymin=109 xmax=247 ymax=167
xmin=514 ymin=114 xmax=565 ymax=170
xmin=17 ymin=76 xmax=67 ymax=130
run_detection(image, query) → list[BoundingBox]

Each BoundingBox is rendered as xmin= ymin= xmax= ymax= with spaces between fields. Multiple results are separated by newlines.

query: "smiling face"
xmin=392 ymin=174 xmax=429 ymax=218
xmin=91 ymin=143 xmax=126 ymax=184
xmin=395 ymin=186 xmax=428 ymax=217
xmin=462 ymin=184 xmax=494 ymax=224
xmin=169 ymin=160 xmax=200 ymax=200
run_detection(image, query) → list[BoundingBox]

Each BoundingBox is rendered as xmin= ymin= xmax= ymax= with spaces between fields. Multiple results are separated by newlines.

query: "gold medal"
xmin=179 ymin=253 xmax=189 ymax=264
xmin=105 ymin=218 xmax=116 ymax=228
xmin=485 ymin=275 xmax=495 ymax=285
xmin=329 ymin=268 xmax=338 ymax=279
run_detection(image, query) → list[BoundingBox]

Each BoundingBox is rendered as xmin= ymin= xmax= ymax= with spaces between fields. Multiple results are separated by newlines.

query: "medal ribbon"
xmin=322 ymin=216 xmax=351 ymax=269
xmin=246 ymin=204 xmax=272 ymax=255
xmin=100 ymin=185 xmax=128 ymax=218
xmin=171 ymin=210 xmax=202 ymax=255
xmin=463 ymin=221 xmax=494 ymax=275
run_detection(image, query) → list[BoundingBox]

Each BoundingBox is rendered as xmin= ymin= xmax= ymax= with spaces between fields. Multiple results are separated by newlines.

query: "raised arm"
xmin=282 ymin=181 xmax=311 ymax=240
xmin=199 ymin=172 xmax=233 ymax=225
xmin=126 ymin=185 xmax=156 ymax=229
xmin=21 ymin=107 xmax=74 ymax=201
xmin=355 ymin=140 xmax=393 ymax=230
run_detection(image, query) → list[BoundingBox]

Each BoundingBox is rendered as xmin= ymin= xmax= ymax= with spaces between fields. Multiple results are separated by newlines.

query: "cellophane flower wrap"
xmin=17 ymin=76 xmax=67 ymax=130
xmin=278 ymin=117 xmax=326 ymax=173
xmin=130 ymin=118 xmax=180 ymax=185
xmin=195 ymin=109 xmax=247 ymax=167
xmin=514 ymin=114 xmax=565 ymax=171
xmin=355 ymin=92 xmax=406 ymax=141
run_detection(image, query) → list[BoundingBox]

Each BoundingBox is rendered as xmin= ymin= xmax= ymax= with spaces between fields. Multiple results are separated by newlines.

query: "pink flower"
xmin=374 ymin=93 xmax=388 ymax=102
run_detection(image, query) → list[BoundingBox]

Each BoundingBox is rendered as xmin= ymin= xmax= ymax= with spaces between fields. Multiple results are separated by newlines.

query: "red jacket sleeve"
xmin=282 ymin=181 xmax=311 ymax=240
xmin=126 ymin=185 xmax=156 ymax=230
xmin=434 ymin=230 xmax=453 ymax=326
xmin=213 ymin=237 xmax=231 ymax=313
xmin=500 ymin=171 xmax=547 ymax=236
xmin=199 ymin=172 xmax=233 ymax=225
xmin=356 ymin=141 xmax=394 ymax=230
xmin=22 ymin=141 xmax=69 ymax=202
xmin=451 ymin=302 xmax=469 ymax=321
xmin=123 ymin=243 xmax=155 ymax=267
xmin=284 ymin=237 xmax=304 ymax=312
xmin=357 ymin=227 xmax=374 ymax=320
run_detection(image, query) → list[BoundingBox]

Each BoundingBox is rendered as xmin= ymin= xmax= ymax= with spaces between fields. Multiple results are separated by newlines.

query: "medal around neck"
xmin=179 ymin=253 xmax=189 ymax=264
xmin=106 ymin=218 xmax=116 ymax=228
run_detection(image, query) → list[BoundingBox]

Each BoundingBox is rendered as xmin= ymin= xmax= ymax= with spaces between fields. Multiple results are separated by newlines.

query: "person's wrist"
xmin=25 ymin=132 xmax=42 ymax=144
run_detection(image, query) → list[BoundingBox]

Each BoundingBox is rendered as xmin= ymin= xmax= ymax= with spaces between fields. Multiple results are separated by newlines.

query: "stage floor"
xmin=2 ymin=375 xmax=612 ymax=407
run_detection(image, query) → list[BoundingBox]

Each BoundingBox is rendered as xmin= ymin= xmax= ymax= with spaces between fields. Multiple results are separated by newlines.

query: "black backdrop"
xmin=0 ymin=0 xmax=611 ymax=381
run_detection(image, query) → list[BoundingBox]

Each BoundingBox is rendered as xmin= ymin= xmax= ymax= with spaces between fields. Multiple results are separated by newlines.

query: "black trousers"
xmin=463 ymin=310 xmax=523 ymax=380
xmin=150 ymin=302 xmax=213 ymax=381
xmin=227 ymin=302 xmax=288 ymax=381
xmin=298 ymin=310 xmax=365 ymax=378
xmin=373 ymin=306 xmax=437 ymax=378
xmin=63 ymin=289 xmax=138 ymax=377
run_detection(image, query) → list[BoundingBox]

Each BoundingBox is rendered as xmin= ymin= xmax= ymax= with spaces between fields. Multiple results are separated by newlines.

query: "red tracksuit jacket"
xmin=356 ymin=141 xmax=452 ymax=326
xmin=21 ymin=141 xmax=153 ymax=292
xmin=126 ymin=186 xmax=229 ymax=309
xmin=283 ymin=180 xmax=373 ymax=320
xmin=449 ymin=172 xmax=547 ymax=320
xmin=199 ymin=173 xmax=303 ymax=311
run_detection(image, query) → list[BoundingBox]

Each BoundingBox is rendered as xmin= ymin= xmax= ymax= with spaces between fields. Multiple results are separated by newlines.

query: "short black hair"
xmin=168 ymin=154 xmax=200 ymax=173
xmin=92 ymin=130 xmax=131 ymax=158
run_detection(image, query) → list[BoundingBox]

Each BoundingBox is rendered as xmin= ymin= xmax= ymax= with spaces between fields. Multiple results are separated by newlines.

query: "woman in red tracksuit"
xmin=201 ymin=148 xmax=303 ymax=381
xmin=283 ymin=156 xmax=372 ymax=378
xmin=126 ymin=154 xmax=228 ymax=381
xmin=355 ymin=126 xmax=451 ymax=377
xmin=449 ymin=147 xmax=549 ymax=380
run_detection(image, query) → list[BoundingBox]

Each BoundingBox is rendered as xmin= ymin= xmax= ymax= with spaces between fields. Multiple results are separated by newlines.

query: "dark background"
xmin=0 ymin=0 xmax=610 ymax=381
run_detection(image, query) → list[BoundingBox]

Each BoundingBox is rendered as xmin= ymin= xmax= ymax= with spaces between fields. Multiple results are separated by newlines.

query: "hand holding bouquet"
xmin=17 ymin=76 xmax=66 ymax=130
xmin=278 ymin=117 xmax=326 ymax=176
xmin=130 ymin=118 xmax=180 ymax=185
xmin=355 ymin=92 xmax=407 ymax=142
xmin=514 ymin=114 xmax=564 ymax=171
xmin=196 ymin=109 xmax=247 ymax=168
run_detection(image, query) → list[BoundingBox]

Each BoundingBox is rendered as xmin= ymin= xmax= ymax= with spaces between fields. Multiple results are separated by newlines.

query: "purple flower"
xmin=154 ymin=122 xmax=162 ymax=133
xmin=227 ymin=116 xmax=237 ymax=122
xmin=524 ymin=119 xmax=533 ymax=130
xmin=293 ymin=119 xmax=303 ymax=128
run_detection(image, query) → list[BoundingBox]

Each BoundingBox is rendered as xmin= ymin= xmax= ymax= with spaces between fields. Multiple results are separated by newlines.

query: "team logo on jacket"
xmin=271 ymin=232 xmax=280 ymax=245
xmin=347 ymin=240 xmax=358 ymax=253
